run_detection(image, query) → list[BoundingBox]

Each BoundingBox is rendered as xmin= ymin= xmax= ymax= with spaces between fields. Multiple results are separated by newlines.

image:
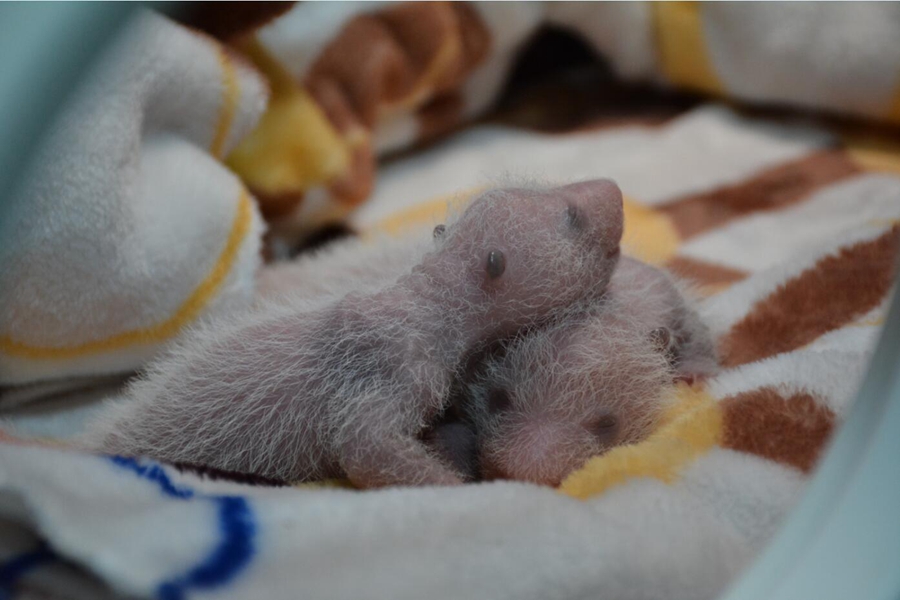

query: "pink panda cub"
xmin=85 ymin=180 xmax=625 ymax=488
xmin=460 ymin=257 xmax=718 ymax=486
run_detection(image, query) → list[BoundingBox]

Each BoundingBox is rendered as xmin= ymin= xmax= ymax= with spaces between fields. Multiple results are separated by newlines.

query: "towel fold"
xmin=0 ymin=12 xmax=269 ymax=388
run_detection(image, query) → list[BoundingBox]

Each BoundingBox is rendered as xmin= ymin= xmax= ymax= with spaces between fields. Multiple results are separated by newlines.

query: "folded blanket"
xmin=2 ymin=102 xmax=897 ymax=599
xmin=0 ymin=12 xmax=268 ymax=390
xmin=201 ymin=1 xmax=900 ymax=239
xmin=3 ymin=5 xmax=900 ymax=599
xmin=549 ymin=1 xmax=900 ymax=123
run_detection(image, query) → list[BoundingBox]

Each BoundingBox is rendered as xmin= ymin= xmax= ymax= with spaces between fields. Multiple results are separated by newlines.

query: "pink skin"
xmin=460 ymin=257 xmax=718 ymax=486
xmin=86 ymin=180 xmax=624 ymax=488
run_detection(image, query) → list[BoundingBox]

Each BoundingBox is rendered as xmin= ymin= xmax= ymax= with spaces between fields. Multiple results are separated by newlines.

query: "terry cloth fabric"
xmin=214 ymin=2 xmax=544 ymax=241
xmin=0 ymin=12 xmax=268 ymax=390
xmin=3 ymin=4 xmax=900 ymax=599
xmin=2 ymin=98 xmax=899 ymax=599
xmin=188 ymin=1 xmax=900 ymax=240
xmin=547 ymin=1 xmax=900 ymax=123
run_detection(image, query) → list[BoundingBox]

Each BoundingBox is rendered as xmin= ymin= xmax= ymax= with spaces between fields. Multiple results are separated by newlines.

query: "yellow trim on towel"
xmin=842 ymin=131 xmax=900 ymax=176
xmin=226 ymin=38 xmax=350 ymax=197
xmin=621 ymin=197 xmax=680 ymax=266
xmin=558 ymin=384 xmax=722 ymax=500
xmin=652 ymin=1 xmax=724 ymax=97
xmin=363 ymin=187 xmax=485 ymax=238
xmin=0 ymin=190 xmax=255 ymax=360
xmin=379 ymin=23 xmax=463 ymax=118
xmin=210 ymin=48 xmax=241 ymax=159
xmin=853 ymin=317 xmax=885 ymax=328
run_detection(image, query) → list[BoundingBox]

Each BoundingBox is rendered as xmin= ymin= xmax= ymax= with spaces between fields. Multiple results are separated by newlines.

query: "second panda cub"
xmin=458 ymin=257 xmax=718 ymax=486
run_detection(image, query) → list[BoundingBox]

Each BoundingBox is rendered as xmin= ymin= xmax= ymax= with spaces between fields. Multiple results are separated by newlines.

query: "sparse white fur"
xmin=463 ymin=257 xmax=718 ymax=486
xmin=255 ymin=232 xmax=433 ymax=308
xmin=82 ymin=181 xmax=624 ymax=488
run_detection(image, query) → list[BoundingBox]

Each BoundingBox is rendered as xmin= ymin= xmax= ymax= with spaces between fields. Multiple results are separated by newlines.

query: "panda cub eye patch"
xmin=487 ymin=388 xmax=512 ymax=414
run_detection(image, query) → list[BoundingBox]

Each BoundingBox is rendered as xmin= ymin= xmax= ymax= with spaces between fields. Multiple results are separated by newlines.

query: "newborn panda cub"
xmin=459 ymin=257 xmax=718 ymax=486
xmin=85 ymin=180 xmax=624 ymax=489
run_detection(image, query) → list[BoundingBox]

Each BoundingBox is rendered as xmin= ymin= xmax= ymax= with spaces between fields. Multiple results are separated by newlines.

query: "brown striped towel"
xmin=1 ymin=5 xmax=900 ymax=599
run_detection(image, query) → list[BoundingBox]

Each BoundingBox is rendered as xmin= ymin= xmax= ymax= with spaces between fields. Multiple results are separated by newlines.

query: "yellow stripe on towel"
xmin=652 ymin=1 xmax=725 ymax=97
xmin=0 ymin=190 xmax=255 ymax=360
xmin=558 ymin=383 xmax=723 ymax=500
xmin=210 ymin=48 xmax=241 ymax=159
xmin=621 ymin=197 xmax=681 ymax=266
xmin=842 ymin=130 xmax=900 ymax=176
xmin=226 ymin=38 xmax=351 ymax=198
xmin=363 ymin=187 xmax=485 ymax=238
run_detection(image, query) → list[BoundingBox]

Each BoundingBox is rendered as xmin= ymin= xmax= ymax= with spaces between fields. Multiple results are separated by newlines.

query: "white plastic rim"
xmin=0 ymin=4 xmax=898 ymax=599
xmin=0 ymin=3 xmax=133 ymax=207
